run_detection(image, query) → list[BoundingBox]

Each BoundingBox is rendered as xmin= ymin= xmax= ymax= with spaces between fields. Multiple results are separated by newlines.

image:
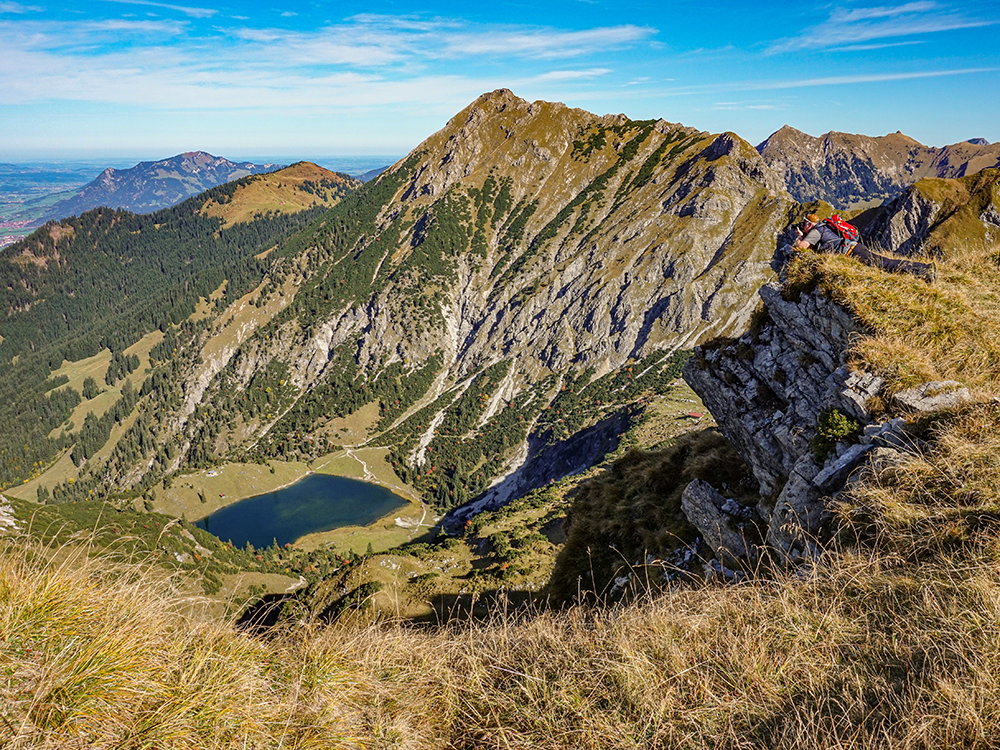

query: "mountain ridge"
xmin=758 ymin=124 xmax=1000 ymax=209
xmin=38 ymin=151 xmax=283 ymax=221
xmin=4 ymin=90 xmax=800 ymax=523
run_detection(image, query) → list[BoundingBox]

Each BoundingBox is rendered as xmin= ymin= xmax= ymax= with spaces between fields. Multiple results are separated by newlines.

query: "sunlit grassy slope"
xmin=200 ymin=162 xmax=360 ymax=227
xmin=4 ymin=243 xmax=1000 ymax=748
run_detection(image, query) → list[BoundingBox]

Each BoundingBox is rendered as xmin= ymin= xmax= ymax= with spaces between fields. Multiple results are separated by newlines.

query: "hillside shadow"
xmin=444 ymin=406 xmax=638 ymax=533
xmin=412 ymin=587 xmax=546 ymax=625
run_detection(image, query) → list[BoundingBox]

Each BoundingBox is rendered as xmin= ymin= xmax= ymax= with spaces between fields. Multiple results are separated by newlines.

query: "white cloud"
xmin=839 ymin=39 xmax=925 ymax=50
xmin=102 ymin=0 xmax=218 ymax=19
xmin=0 ymin=2 xmax=42 ymax=12
xmin=766 ymin=2 xmax=994 ymax=54
xmin=654 ymin=66 xmax=997 ymax=97
xmin=440 ymin=25 xmax=654 ymax=59
xmin=0 ymin=13 xmax=656 ymax=117
xmin=532 ymin=69 xmax=612 ymax=82
xmin=756 ymin=67 xmax=997 ymax=89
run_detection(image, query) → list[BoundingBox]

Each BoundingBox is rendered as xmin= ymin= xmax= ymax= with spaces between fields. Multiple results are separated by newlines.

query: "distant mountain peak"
xmin=39 ymin=152 xmax=283 ymax=221
xmin=757 ymin=126 xmax=1000 ymax=208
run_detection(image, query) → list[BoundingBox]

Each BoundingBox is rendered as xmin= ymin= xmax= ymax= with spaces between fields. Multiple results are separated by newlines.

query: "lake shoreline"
xmin=194 ymin=472 xmax=412 ymax=550
xmin=152 ymin=447 xmax=421 ymax=525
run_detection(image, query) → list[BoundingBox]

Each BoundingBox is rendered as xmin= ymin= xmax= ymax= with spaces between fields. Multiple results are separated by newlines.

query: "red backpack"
xmin=823 ymin=214 xmax=859 ymax=245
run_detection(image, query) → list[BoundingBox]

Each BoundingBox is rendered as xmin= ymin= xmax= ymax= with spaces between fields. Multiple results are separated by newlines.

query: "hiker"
xmin=793 ymin=213 xmax=936 ymax=282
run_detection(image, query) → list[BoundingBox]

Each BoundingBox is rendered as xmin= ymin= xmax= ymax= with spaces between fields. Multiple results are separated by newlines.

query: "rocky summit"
xmin=152 ymin=90 xmax=799 ymax=514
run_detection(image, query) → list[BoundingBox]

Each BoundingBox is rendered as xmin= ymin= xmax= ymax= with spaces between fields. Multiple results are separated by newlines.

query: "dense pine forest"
xmin=0 ymin=192 xmax=338 ymax=491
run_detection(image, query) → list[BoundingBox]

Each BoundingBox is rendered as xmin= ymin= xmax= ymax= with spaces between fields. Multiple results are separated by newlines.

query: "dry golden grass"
xmin=785 ymin=241 xmax=1000 ymax=397
xmin=8 ymin=535 xmax=1000 ymax=749
xmin=0 ymin=541 xmax=358 ymax=749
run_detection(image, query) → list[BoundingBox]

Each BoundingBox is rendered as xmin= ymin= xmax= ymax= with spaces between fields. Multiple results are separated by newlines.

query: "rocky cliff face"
xmin=683 ymin=282 xmax=970 ymax=564
xmin=758 ymin=126 xmax=1000 ymax=210
xmin=866 ymin=168 xmax=1000 ymax=256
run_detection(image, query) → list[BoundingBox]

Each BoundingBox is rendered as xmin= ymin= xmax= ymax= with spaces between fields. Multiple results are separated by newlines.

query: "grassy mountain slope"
xmin=38 ymin=151 xmax=283 ymax=221
xmin=200 ymin=162 xmax=360 ymax=227
xmin=0 ymin=164 xmax=357 ymax=495
xmin=4 ymin=137 xmax=1000 ymax=749
xmin=867 ymin=167 xmax=1000 ymax=256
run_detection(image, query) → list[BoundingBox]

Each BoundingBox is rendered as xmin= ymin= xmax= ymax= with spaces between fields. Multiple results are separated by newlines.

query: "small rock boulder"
xmin=681 ymin=479 xmax=761 ymax=564
xmin=893 ymin=381 xmax=971 ymax=413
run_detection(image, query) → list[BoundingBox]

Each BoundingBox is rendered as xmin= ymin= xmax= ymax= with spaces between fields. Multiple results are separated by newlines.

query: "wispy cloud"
xmin=0 ymin=1 xmax=42 ymax=12
xmin=102 ymin=0 xmax=218 ymax=19
xmin=533 ymin=69 xmax=612 ymax=82
xmin=713 ymin=102 xmax=782 ymax=110
xmin=766 ymin=1 xmax=995 ymax=54
xmin=754 ymin=67 xmax=997 ymax=88
xmin=656 ymin=66 xmax=997 ymax=97
xmin=440 ymin=25 xmax=654 ymax=59
xmin=0 ymin=15 xmax=652 ymax=109
xmin=225 ymin=18 xmax=652 ymax=69
xmin=840 ymin=39 xmax=925 ymax=50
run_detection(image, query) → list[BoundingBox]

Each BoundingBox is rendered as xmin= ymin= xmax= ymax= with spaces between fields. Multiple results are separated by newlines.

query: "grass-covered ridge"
xmin=785 ymin=240 xmax=1000 ymax=397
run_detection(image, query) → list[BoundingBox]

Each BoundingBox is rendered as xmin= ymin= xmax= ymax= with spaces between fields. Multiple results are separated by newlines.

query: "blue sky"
xmin=1 ymin=0 xmax=998 ymax=160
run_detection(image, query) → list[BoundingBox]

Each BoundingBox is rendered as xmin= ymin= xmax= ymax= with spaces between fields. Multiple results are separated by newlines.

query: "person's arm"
xmin=794 ymin=227 xmax=821 ymax=250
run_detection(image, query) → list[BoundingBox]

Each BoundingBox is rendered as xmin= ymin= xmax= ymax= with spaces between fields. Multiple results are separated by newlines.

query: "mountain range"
xmin=4 ymin=91 xmax=1000 ymax=749
xmin=758 ymin=125 xmax=1000 ymax=209
xmin=2 ymin=89 xmax=999 ymax=534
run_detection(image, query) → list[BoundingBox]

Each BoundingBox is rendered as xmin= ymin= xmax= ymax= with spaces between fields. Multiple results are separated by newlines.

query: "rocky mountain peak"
xmin=28 ymin=90 xmax=797 ymax=515
xmin=758 ymin=126 xmax=1000 ymax=209
xmin=39 ymin=152 xmax=283 ymax=220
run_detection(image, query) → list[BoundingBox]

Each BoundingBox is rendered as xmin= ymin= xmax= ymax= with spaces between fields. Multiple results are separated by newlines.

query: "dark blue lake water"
xmin=195 ymin=473 xmax=408 ymax=548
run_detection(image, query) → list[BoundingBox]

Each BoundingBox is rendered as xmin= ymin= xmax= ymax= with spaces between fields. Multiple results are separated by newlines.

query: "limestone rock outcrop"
xmin=682 ymin=282 xmax=946 ymax=563
xmin=680 ymin=479 xmax=761 ymax=564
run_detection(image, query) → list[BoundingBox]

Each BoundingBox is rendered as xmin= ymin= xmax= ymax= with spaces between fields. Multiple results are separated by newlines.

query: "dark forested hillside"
xmin=0 ymin=169 xmax=357 ymax=491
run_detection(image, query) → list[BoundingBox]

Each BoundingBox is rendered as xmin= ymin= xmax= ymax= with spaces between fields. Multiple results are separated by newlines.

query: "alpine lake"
xmin=195 ymin=473 xmax=409 ymax=549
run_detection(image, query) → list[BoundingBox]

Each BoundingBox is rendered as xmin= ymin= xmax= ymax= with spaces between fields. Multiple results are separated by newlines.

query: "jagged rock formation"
xmin=866 ymin=168 xmax=1000 ymax=256
xmin=758 ymin=125 xmax=1000 ymax=209
xmin=683 ymin=283 xmax=928 ymax=562
xmin=41 ymin=151 xmax=282 ymax=219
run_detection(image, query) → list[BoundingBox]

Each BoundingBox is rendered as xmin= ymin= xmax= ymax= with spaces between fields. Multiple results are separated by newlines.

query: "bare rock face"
xmin=893 ymin=381 xmax=972 ymax=413
xmin=866 ymin=169 xmax=1000 ymax=257
xmin=682 ymin=281 xmax=967 ymax=563
xmin=684 ymin=282 xmax=870 ymax=497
